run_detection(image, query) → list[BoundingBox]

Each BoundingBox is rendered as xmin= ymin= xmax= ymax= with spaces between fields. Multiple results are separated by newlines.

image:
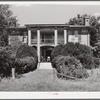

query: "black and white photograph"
xmin=0 ymin=1 xmax=100 ymax=99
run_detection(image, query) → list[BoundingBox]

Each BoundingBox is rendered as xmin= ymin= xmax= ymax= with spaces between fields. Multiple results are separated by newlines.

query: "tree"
xmin=89 ymin=15 xmax=100 ymax=46
xmin=89 ymin=14 xmax=100 ymax=57
xmin=68 ymin=14 xmax=90 ymax=25
xmin=68 ymin=13 xmax=100 ymax=57
xmin=0 ymin=4 xmax=19 ymax=46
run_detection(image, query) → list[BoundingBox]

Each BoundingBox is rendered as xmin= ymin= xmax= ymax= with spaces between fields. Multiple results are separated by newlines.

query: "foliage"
xmin=67 ymin=13 xmax=100 ymax=54
xmin=0 ymin=4 xmax=19 ymax=46
xmin=4 ymin=45 xmax=20 ymax=57
xmin=92 ymin=42 xmax=100 ymax=58
xmin=16 ymin=45 xmax=38 ymax=61
xmin=77 ymin=54 xmax=95 ymax=69
xmin=0 ymin=45 xmax=38 ymax=77
xmin=50 ymin=44 xmax=64 ymax=61
xmin=75 ymin=43 xmax=93 ymax=56
xmin=51 ymin=42 xmax=96 ymax=71
xmin=0 ymin=49 xmax=12 ymax=77
xmin=68 ymin=14 xmax=90 ymax=25
xmin=61 ymin=42 xmax=93 ymax=57
xmin=14 ymin=57 xmax=37 ymax=74
xmin=52 ymin=56 xmax=89 ymax=79
xmin=61 ymin=42 xmax=76 ymax=57
xmin=15 ymin=45 xmax=38 ymax=74
xmin=93 ymin=57 xmax=100 ymax=68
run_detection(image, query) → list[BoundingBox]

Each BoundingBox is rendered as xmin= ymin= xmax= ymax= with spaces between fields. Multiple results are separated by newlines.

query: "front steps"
xmin=38 ymin=62 xmax=53 ymax=69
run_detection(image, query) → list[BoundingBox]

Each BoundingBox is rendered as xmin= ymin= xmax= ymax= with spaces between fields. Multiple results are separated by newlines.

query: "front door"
xmin=41 ymin=46 xmax=54 ymax=62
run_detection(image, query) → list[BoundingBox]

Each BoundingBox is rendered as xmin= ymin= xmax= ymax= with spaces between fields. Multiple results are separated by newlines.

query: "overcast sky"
xmin=10 ymin=3 xmax=100 ymax=26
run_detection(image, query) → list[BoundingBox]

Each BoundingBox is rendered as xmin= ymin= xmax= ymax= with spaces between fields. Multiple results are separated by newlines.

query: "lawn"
xmin=0 ymin=68 xmax=100 ymax=91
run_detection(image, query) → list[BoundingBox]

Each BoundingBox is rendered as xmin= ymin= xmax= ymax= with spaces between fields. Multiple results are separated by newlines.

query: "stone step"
xmin=38 ymin=62 xmax=53 ymax=69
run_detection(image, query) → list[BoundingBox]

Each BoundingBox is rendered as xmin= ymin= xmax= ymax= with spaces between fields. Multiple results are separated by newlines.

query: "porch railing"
xmin=31 ymin=38 xmax=64 ymax=44
xmin=31 ymin=39 xmax=54 ymax=44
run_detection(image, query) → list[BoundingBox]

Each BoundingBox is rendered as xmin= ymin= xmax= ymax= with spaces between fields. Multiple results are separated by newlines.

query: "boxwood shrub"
xmin=51 ymin=44 xmax=64 ymax=61
xmin=93 ymin=57 xmax=100 ymax=68
xmin=61 ymin=42 xmax=77 ymax=57
xmin=52 ymin=55 xmax=89 ymax=79
xmin=15 ymin=45 xmax=38 ymax=74
xmin=61 ymin=42 xmax=93 ymax=57
xmin=77 ymin=54 xmax=95 ymax=69
xmin=16 ymin=44 xmax=38 ymax=60
xmin=14 ymin=57 xmax=37 ymax=74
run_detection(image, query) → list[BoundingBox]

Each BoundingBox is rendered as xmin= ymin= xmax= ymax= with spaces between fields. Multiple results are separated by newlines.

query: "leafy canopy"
xmin=0 ymin=4 xmax=19 ymax=46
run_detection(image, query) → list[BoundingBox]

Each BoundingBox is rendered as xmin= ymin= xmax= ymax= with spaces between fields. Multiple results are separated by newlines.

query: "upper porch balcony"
xmin=31 ymin=38 xmax=64 ymax=45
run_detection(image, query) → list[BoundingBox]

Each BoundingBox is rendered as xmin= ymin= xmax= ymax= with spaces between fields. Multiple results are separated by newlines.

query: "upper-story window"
xmin=74 ymin=30 xmax=79 ymax=37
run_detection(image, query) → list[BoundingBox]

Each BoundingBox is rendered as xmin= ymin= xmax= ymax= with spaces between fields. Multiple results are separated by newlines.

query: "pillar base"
xmin=37 ymin=62 xmax=40 ymax=69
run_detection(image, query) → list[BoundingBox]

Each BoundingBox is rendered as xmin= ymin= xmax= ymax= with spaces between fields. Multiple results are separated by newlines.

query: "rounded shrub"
xmin=14 ymin=57 xmax=37 ymax=74
xmin=3 ymin=45 xmax=20 ymax=57
xmin=77 ymin=54 xmax=95 ymax=69
xmin=75 ymin=43 xmax=93 ymax=56
xmin=52 ymin=55 xmax=89 ymax=79
xmin=15 ymin=45 xmax=38 ymax=74
xmin=61 ymin=42 xmax=76 ymax=56
xmin=16 ymin=44 xmax=38 ymax=60
xmin=61 ymin=42 xmax=93 ymax=57
xmin=51 ymin=44 xmax=64 ymax=61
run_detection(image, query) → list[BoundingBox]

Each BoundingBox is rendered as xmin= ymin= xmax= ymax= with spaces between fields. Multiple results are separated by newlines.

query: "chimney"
xmin=84 ymin=17 xmax=90 ymax=26
xmin=77 ymin=14 xmax=80 ymax=19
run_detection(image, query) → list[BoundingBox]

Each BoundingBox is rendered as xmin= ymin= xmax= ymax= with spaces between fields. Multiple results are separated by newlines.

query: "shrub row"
xmin=51 ymin=42 xmax=93 ymax=61
xmin=51 ymin=42 xmax=100 ymax=79
xmin=51 ymin=42 xmax=100 ymax=69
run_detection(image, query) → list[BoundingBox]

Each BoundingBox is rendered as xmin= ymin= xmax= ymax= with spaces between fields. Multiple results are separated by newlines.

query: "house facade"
xmin=8 ymin=18 xmax=91 ymax=63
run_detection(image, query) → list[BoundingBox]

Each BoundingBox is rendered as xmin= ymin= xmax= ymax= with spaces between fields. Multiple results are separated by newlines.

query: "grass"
xmin=0 ymin=68 xmax=100 ymax=91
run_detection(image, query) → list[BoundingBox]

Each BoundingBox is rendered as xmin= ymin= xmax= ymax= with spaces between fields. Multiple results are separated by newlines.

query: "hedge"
xmin=51 ymin=42 xmax=96 ymax=70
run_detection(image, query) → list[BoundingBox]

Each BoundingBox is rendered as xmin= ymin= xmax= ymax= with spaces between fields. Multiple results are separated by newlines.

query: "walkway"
xmin=38 ymin=62 xmax=53 ymax=69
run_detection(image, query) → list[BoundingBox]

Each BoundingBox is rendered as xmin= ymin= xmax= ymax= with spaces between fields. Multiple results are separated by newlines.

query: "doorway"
xmin=41 ymin=46 xmax=54 ymax=62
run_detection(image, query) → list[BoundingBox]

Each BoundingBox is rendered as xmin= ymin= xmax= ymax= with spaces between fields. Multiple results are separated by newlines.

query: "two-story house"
xmin=8 ymin=17 xmax=91 ymax=63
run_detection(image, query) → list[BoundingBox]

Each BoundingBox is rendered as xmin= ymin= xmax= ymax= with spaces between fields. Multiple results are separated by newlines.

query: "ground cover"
xmin=0 ymin=68 xmax=100 ymax=91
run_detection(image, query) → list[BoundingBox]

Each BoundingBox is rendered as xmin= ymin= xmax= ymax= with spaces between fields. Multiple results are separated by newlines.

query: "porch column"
xmin=37 ymin=29 xmax=40 ymax=64
xmin=87 ymin=34 xmax=90 ymax=46
xmin=64 ymin=29 xmax=67 ymax=44
xmin=54 ymin=29 xmax=58 ymax=46
xmin=28 ymin=29 xmax=31 ymax=46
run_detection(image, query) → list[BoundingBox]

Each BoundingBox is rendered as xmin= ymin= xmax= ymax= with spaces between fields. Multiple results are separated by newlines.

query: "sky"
xmin=9 ymin=2 xmax=100 ymax=26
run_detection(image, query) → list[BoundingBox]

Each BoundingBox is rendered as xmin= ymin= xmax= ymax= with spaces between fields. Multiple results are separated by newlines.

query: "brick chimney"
xmin=77 ymin=14 xmax=80 ymax=19
xmin=84 ymin=17 xmax=90 ymax=26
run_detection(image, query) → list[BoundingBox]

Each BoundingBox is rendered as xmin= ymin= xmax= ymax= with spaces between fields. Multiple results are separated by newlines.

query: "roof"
xmin=25 ymin=24 xmax=69 ymax=28
xmin=25 ymin=24 xmax=90 ymax=29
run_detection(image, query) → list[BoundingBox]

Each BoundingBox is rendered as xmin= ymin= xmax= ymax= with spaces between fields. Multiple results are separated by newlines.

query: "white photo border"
xmin=0 ymin=1 xmax=100 ymax=99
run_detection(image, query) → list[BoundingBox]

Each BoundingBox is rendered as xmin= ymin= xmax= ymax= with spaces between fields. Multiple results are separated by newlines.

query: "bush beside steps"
xmin=51 ymin=42 xmax=100 ymax=79
xmin=0 ymin=44 xmax=38 ymax=78
xmin=52 ymin=55 xmax=89 ymax=79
